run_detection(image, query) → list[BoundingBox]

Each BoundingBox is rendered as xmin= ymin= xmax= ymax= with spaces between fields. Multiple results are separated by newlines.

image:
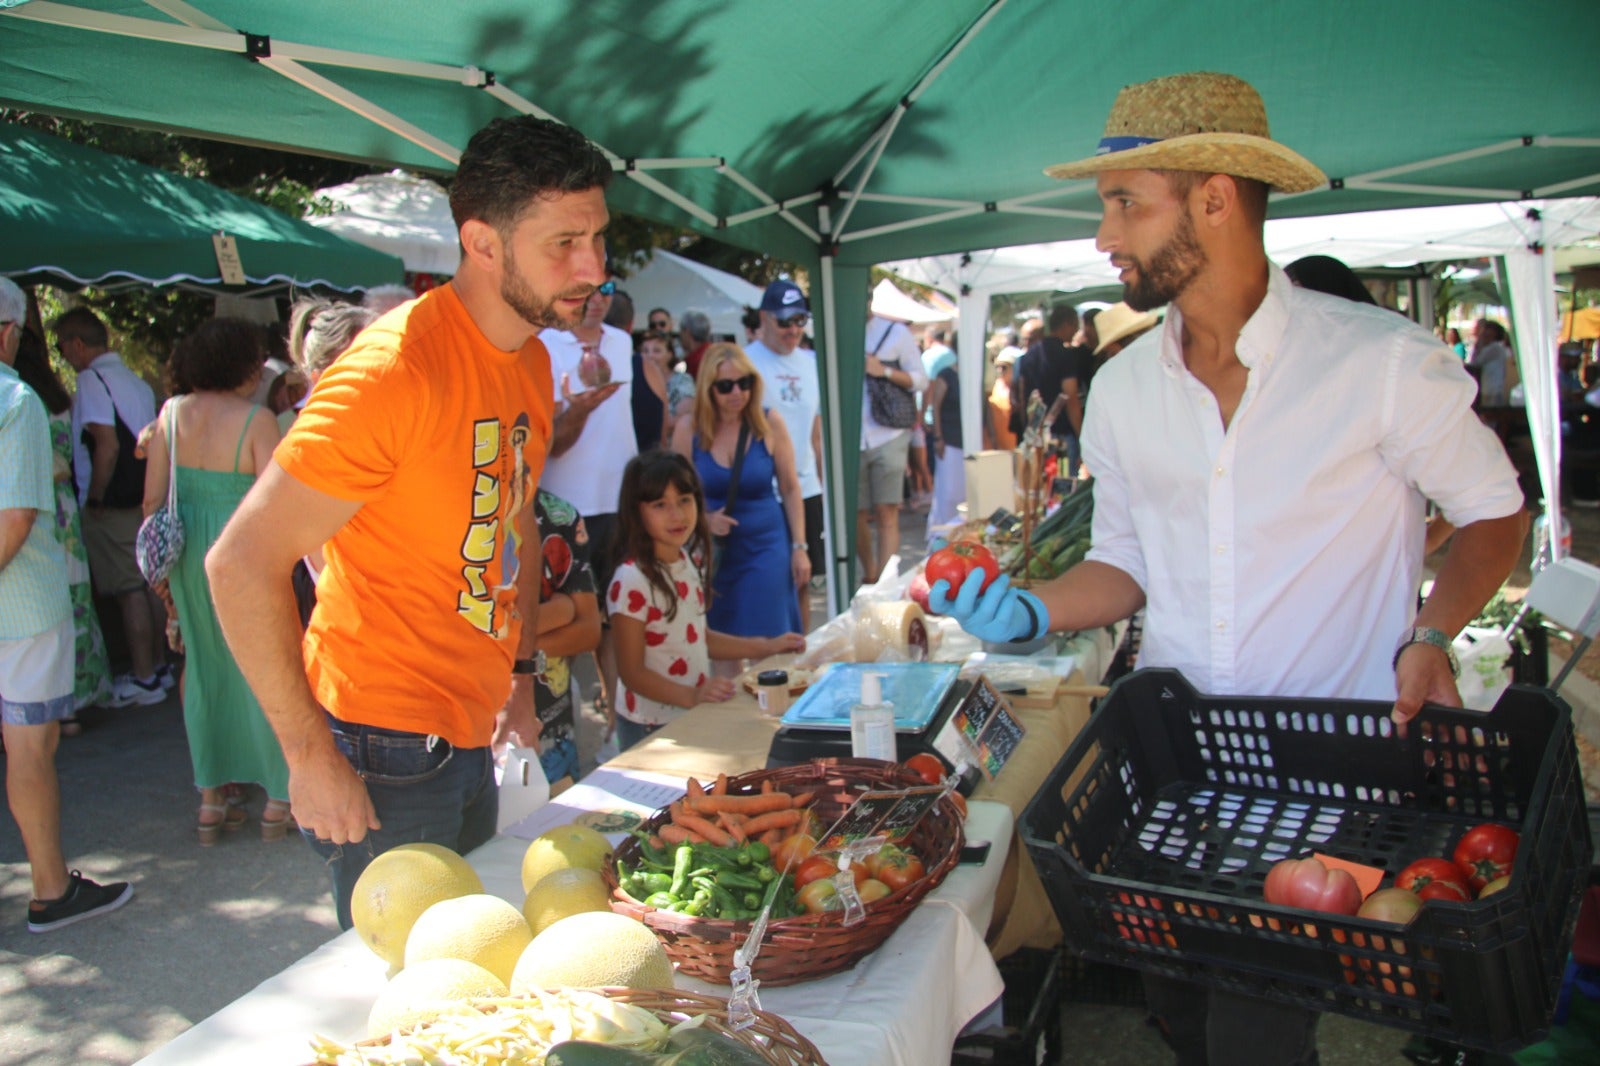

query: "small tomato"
xmin=1451 ymin=823 xmax=1519 ymax=893
xmin=1356 ymin=887 xmax=1424 ymax=926
xmin=793 ymin=854 xmax=837 ymax=889
xmin=796 ymin=878 xmax=842 ymax=915
xmin=857 ymin=879 xmax=892 ymax=905
xmin=771 ymin=833 xmax=817 ymax=873
xmin=1396 ymin=858 xmax=1471 ymax=902
xmin=875 ymin=848 xmax=927 ymax=894
xmin=903 ymin=753 xmax=946 ymax=786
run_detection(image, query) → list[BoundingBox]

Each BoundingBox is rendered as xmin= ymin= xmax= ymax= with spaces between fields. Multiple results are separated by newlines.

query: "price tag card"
xmin=819 ymin=785 xmax=946 ymax=849
xmin=952 ymin=677 xmax=1028 ymax=780
xmin=211 ymin=233 xmax=246 ymax=285
xmin=987 ymin=507 xmax=1022 ymax=534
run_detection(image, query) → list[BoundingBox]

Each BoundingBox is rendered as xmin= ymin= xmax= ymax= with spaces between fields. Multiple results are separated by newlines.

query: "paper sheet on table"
xmin=501 ymin=766 xmax=686 ymax=842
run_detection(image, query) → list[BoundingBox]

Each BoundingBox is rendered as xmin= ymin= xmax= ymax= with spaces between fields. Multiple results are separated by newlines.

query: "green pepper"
xmin=634 ymin=833 xmax=673 ymax=869
xmin=757 ymin=871 xmax=786 ymax=916
xmin=643 ymin=891 xmax=677 ymax=909
xmin=756 ymin=865 xmax=776 ymax=884
xmin=669 ymin=843 xmax=695 ymax=898
xmin=742 ymin=892 xmax=762 ymax=910
xmin=741 ymin=842 xmax=771 ymax=865
xmin=715 ymin=870 xmax=764 ymax=891
xmin=637 ymin=872 xmax=672 ymax=895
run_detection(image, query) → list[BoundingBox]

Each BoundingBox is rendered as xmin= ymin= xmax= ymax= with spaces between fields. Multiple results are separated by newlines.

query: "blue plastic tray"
xmin=780 ymin=662 xmax=959 ymax=732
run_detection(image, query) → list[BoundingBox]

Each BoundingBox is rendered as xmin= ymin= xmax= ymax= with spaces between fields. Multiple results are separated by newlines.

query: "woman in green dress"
xmin=144 ymin=319 xmax=291 ymax=844
xmin=12 ymin=328 xmax=112 ymax=729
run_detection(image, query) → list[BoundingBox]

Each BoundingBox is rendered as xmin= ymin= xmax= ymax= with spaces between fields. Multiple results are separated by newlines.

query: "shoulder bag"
xmin=865 ymin=322 xmax=918 ymax=429
xmin=709 ymin=422 xmax=752 ymax=580
xmin=136 ymin=397 xmax=186 ymax=585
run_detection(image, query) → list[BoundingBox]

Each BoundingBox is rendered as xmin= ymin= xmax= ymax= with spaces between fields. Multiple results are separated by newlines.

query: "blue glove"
xmin=927 ymin=570 xmax=1048 ymax=644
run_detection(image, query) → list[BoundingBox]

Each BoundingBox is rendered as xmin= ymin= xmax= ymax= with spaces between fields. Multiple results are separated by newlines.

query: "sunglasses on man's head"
xmin=775 ymin=314 xmax=809 ymax=329
xmin=713 ymin=375 xmax=756 ymax=395
xmin=596 ymin=280 xmax=617 ymax=296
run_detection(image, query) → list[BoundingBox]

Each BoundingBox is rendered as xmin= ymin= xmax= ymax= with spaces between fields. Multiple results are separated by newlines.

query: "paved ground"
xmin=2 ymin=476 xmax=1592 ymax=1065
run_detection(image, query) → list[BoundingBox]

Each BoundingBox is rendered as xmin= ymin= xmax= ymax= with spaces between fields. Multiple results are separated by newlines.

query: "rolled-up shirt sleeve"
xmin=1378 ymin=331 xmax=1523 ymax=528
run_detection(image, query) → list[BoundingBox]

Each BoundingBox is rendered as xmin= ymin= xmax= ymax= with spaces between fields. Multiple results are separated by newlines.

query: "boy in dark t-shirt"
xmin=530 ymin=490 xmax=602 ymax=784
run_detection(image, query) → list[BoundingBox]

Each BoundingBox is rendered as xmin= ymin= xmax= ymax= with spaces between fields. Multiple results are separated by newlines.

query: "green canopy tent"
xmin=5 ymin=0 xmax=1595 ymax=606
xmin=0 ymin=120 xmax=404 ymax=294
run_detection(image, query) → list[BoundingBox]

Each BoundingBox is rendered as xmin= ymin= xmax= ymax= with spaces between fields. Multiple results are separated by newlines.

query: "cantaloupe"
xmin=519 ymin=824 xmax=612 ymax=893
xmin=510 ymin=912 xmax=673 ymax=992
xmin=350 ymin=843 xmax=483 ymax=971
xmin=403 ymin=893 xmax=532 ymax=985
xmin=366 ymin=957 xmax=506 ymax=1038
xmin=522 ymin=866 xmax=612 ymax=936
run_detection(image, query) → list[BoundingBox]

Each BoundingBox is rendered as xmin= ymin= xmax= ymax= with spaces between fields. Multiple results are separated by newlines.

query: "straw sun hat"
xmin=1045 ymin=72 xmax=1326 ymax=194
xmin=1093 ymin=303 xmax=1160 ymax=355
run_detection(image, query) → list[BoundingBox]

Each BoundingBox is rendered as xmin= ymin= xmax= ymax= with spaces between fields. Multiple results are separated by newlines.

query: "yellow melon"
xmin=519 ymin=824 xmax=612 ymax=893
xmin=522 ymin=866 xmax=612 ymax=936
xmin=403 ymin=893 xmax=532 ymax=986
xmin=510 ymin=911 xmax=674 ymax=992
xmin=366 ymin=957 xmax=506 ymax=1038
xmin=350 ymin=843 xmax=483 ymax=970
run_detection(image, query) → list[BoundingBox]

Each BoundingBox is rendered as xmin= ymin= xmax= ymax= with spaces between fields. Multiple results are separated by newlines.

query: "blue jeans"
xmin=614 ymin=717 xmax=661 ymax=752
xmin=303 ymin=716 xmax=498 ymax=931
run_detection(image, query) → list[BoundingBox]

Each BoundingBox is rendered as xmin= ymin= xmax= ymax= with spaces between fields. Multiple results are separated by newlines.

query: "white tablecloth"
xmin=136 ymin=779 xmax=1010 ymax=1066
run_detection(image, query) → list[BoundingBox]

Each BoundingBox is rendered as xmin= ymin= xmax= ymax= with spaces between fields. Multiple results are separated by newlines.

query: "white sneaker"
xmin=155 ymin=664 xmax=177 ymax=690
xmin=108 ymin=675 xmax=166 ymax=707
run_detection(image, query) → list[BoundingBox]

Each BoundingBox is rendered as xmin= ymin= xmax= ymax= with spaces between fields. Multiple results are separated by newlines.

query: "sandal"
xmin=197 ymin=799 xmax=247 ymax=846
xmin=261 ymin=799 xmax=295 ymax=842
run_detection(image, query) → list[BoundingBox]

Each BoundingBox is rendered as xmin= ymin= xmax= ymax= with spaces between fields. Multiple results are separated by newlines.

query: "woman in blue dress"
xmin=671 ymin=343 xmax=809 ymax=644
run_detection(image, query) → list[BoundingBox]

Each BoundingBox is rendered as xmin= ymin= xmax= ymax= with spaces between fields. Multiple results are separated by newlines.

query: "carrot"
xmin=685 ymin=792 xmax=793 ymax=815
xmin=713 ymin=773 xmax=728 ymax=796
xmin=740 ymin=808 xmax=803 ymax=835
xmin=659 ymin=823 xmax=704 ymax=845
xmin=759 ymin=827 xmax=784 ymax=846
xmin=675 ymin=812 xmax=734 ymax=847
xmin=788 ymin=792 xmax=815 ymax=808
xmin=647 ymin=834 xmax=665 ymax=850
xmin=669 ymin=800 xmax=686 ymax=821
xmin=686 ymin=777 xmax=704 ymax=799
xmin=761 ymin=780 xmax=775 ymax=795
xmin=717 ymin=812 xmax=748 ymax=844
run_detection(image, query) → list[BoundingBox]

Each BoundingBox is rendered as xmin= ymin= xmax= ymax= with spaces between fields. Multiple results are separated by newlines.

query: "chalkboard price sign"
xmin=948 ymin=676 xmax=1028 ymax=780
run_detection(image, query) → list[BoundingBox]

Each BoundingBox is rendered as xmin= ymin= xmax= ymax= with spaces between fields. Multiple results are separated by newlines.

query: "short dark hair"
xmin=1082 ymin=308 xmax=1101 ymax=327
xmin=605 ymin=288 xmax=634 ymax=331
xmin=12 ymin=327 xmax=72 ymax=415
xmin=50 ymin=306 xmax=109 ymax=349
xmin=168 ymin=318 xmax=266 ymax=394
xmin=1047 ymin=302 xmax=1079 ymax=333
xmin=449 ymin=116 xmax=613 ymax=234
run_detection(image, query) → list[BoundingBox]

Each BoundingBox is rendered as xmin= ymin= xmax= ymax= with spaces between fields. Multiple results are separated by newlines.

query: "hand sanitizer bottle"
xmin=850 ymin=672 xmax=897 ymax=761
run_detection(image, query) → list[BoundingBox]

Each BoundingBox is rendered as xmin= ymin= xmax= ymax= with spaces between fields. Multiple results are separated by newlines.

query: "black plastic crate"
xmin=951 ymin=947 xmax=1064 ymax=1065
xmin=1019 ymin=669 xmax=1593 ymax=1053
xmin=1060 ymin=953 xmax=1146 ymax=1008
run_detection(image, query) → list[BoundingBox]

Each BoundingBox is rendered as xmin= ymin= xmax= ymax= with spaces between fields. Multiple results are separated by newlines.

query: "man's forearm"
xmin=548 ymin=407 xmax=591 ymax=457
xmin=1413 ymin=510 xmax=1527 ymax=638
xmin=88 ymin=448 xmax=116 ymax=501
xmin=0 ymin=509 xmax=35 ymax=573
xmin=1039 ymin=560 xmax=1146 ymax=633
xmin=207 ymin=543 xmax=334 ymax=765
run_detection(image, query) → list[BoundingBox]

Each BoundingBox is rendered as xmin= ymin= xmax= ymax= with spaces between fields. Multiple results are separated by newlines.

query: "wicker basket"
xmin=315 ymin=988 xmax=827 ymax=1066
xmin=604 ymin=758 xmax=965 ymax=986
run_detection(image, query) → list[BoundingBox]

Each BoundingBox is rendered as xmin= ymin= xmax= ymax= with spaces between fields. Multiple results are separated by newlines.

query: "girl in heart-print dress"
xmin=606 ymin=451 xmax=804 ymax=752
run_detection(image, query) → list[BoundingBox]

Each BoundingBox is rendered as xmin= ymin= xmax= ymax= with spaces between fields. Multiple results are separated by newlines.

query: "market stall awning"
xmin=305 ymin=170 xmax=459 ymax=276
xmin=0 ymin=120 xmax=404 ymax=294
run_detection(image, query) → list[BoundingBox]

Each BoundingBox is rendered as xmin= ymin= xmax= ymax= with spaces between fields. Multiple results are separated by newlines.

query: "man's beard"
xmin=1121 ymin=210 xmax=1206 ymax=312
xmin=501 ymin=246 xmax=591 ymax=331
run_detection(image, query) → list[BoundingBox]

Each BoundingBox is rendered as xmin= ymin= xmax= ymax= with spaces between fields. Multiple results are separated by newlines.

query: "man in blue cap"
xmin=743 ymin=279 xmax=824 ymax=629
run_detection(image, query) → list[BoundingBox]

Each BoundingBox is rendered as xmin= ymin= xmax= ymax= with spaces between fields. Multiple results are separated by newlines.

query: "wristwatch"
xmin=1392 ymin=626 xmax=1459 ymax=678
xmin=512 ymin=651 xmax=546 ymax=676
xmin=792 ymin=543 xmax=808 ymax=553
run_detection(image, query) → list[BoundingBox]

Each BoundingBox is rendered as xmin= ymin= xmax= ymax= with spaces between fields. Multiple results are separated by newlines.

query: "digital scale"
xmin=765 ymin=663 xmax=999 ymax=792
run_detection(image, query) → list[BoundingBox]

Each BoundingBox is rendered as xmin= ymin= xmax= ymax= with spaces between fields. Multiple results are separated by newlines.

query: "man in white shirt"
xmin=538 ymin=277 xmax=634 ymax=731
xmin=858 ymin=314 xmax=927 ymax=583
xmin=52 ymin=307 xmax=170 ymax=707
xmin=931 ymin=71 xmax=1525 ymax=1066
xmin=743 ymin=280 xmax=825 ymax=627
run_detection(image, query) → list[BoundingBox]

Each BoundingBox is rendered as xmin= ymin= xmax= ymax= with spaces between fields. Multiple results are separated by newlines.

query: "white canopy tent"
xmin=305 ymin=171 xmax=460 ymax=276
xmin=886 ymin=197 xmax=1600 ymax=563
xmin=620 ymin=250 xmax=764 ymax=339
xmin=870 ymin=277 xmax=957 ymax=324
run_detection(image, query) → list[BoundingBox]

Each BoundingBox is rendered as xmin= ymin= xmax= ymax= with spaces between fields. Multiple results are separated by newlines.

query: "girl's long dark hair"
xmin=13 ymin=327 xmax=72 ymax=415
xmin=612 ymin=449 xmax=711 ymax=622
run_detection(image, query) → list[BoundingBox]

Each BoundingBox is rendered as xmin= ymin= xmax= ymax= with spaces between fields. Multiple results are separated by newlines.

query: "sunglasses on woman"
xmin=713 ymin=375 xmax=756 ymax=395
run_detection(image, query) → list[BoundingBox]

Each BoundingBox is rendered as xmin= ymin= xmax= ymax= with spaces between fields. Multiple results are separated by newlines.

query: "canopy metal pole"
xmin=816 ymin=206 xmax=850 ymax=615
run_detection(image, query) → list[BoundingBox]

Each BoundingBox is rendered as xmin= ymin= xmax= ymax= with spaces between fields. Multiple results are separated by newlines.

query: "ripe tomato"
xmin=1262 ymin=857 xmax=1363 ymax=916
xmin=924 ymin=542 xmax=1000 ymax=598
xmin=771 ymin=833 xmax=817 ymax=873
xmin=1356 ymin=887 xmax=1424 ymax=926
xmin=1395 ymin=858 xmax=1470 ymax=902
xmin=1451 ymin=823 xmax=1519 ymax=893
xmin=874 ymin=848 xmax=926 ymax=893
xmin=793 ymin=855 xmax=837 ymax=889
xmin=903 ymin=753 xmax=947 ymax=786
xmin=796 ymin=879 xmax=842 ymax=915
xmin=907 ymin=571 xmax=933 ymax=613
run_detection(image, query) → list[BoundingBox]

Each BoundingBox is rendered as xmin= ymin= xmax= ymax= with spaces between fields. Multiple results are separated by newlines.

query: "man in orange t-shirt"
xmin=207 ymin=117 xmax=613 ymax=928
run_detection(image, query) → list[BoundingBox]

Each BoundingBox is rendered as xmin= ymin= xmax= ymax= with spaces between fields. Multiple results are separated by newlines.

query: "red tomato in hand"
xmin=903 ymin=753 xmax=947 ymax=786
xmin=1262 ymin=857 xmax=1363 ymax=916
xmin=1452 ymin=823 xmax=1519 ymax=893
xmin=1395 ymin=857 xmax=1471 ymax=902
xmin=924 ymin=543 xmax=1000 ymax=597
